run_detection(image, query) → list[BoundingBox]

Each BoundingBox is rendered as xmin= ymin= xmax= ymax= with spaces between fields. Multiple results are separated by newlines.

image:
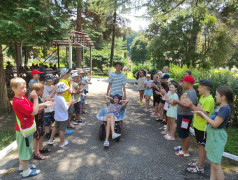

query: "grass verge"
xmin=0 ymin=127 xmax=15 ymax=151
xmin=225 ymin=128 xmax=238 ymax=156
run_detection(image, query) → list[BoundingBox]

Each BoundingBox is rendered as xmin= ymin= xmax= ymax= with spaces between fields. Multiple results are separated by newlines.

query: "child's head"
xmin=71 ymin=72 xmax=79 ymax=82
xmin=56 ymin=82 xmax=69 ymax=94
xmin=153 ymin=74 xmax=158 ymax=81
xmin=195 ymin=80 xmax=212 ymax=95
xmin=169 ymin=82 xmax=178 ymax=93
xmin=10 ymin=77 xmax=27 ymax=97
xmin=113 ymin=94 xmax=121 ymax=104
xmin=157 ymin=71 xmax=163 ymax=79
xmin=184 ymin=70 xmax=192 ymax=77
xmin=114 ymin=62 xmax=123 ymax=71
xmin=78 ymin=69 xmax=85 ymax=76
xmin=60 ymin=68 xmax=71 ymax=79
xmin=163 ymin=66 xmax=169 ymax=73
xmin=146 ymin=74 xmax=151 ymax=80
xmin=45 ymin=74 xmax=55 ymax=86
xmin=139 ymin=70 xmax=145 ymax=77
xmin=160 ymin=82 xmax=169 ymax=94
xmin=31 ymin=70 xmax=42 ymax=80
xmin=215 ymin=86 xmax=233 ymax=106
xmin=181 ymin=76 xmax=194 ymax=89
xmin=161 ymin=74 xmax=170 ymax=82
xmin=31 ymin=83 xmax=44 ymax=97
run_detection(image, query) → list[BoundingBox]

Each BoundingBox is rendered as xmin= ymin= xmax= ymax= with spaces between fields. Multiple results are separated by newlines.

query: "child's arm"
xmin=121 ymin=99 xmax=129 ymax=107
xmin=38 ymin=101 xmax=55 ymax=113
xmin=30 ymin=90 xmax=39 ymax=115
xmin=67 ymin=99 xmax=76 ymax=108
xmin=104 ymin=95 xmax=112 ymax=103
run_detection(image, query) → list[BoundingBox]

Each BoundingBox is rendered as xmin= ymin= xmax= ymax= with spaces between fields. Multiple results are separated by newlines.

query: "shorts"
xmin=194 ymin=127 xmax=206 ymax=146
xmin=74 ymin=102 xmax=81 ymax=114
xmin=164 ymin=110 xmax=167 ymax=121
xmin=177 ymin=114 xmax=193 ymax=138
xmin=138 ymin=90 xmax=145 ymax=92
xmin=69 ymin=104 xmax=74 ymax=114
xmin=33 ymin=125 xmax=45 ymax=140
xmin=160 ymin=100 xmax=165 ymax=104
xmin=44 ymin=112 xmax=55 ymax=126
xmin=16 ymin=131 xmax=33 ymax=160
xmin=144 ymin=90 xmax=152 ymax=97
xmin=54 ymin=121 xmax=67 ymax=131
xmin=153 ymin=95 xmax=160 ymax=104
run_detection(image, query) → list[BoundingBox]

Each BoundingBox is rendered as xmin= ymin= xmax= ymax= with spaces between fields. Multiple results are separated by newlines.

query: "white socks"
xmin=23 ymin=168 xmax=31 ymax=177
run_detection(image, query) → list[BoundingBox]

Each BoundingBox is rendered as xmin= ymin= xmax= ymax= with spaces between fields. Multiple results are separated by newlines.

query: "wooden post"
xmin=69 ymin=38 xmax=72 ymax=69
xmin=82 ymin=46 xmax=84 ymax=68
xmin=57 ymin=44 xmax=60 ymax=69
xmin=90 ymin=46 xmax=92 ymax=76
xmin=24 ymin=46 xmax=27 ymax=66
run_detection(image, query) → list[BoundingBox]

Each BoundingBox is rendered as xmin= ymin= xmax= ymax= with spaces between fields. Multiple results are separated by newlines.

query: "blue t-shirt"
xmin=210 ymin=105 xmax=231 ymax=129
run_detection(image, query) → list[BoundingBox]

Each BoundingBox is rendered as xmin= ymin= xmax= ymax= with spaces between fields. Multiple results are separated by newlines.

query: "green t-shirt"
xmin=193 ymin=95 xmax=215 ymax=131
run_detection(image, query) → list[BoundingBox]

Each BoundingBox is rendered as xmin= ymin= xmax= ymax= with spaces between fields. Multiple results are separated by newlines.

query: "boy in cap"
xmin=43 ymin=74 xmax=57 ymax=139
xmin=59 ymin=68 xmax=75 ymax=129
xmin=184 ymin=80 xmax=214 ymax=174
xmin=173 ymin=76 xmax=197 ymax=157
xmin=28 ymin=70 xmax=43 ymax=89
xmin=48 ymin=82 xmax=76 ymax=147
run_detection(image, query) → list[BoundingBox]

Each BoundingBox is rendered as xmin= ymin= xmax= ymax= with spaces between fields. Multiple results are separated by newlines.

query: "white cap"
xmin=56 ymin=82 xmax=69 ymax=93
xmin=146 ymin=74 xmax=151 ymax=77
xmin=71 ymin=72 xmax=79 ymax=78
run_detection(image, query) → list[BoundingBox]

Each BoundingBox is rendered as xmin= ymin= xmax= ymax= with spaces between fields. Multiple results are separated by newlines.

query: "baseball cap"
xmin=60 ymin=68 xmax=71 ymax=76
xmin=162 ymin=74 xmax=170 ymax=79
xmin=56 ymin=82 xmax=69 ymax=93
xmin=146 ymin=74 xmax=151 ymax=77
xmin=181 ymin=76 xmax=195 ymax=84
xmin=45 ymin=74 xmax=55 ymax=82
xmin=31 ymin=70 xmax=43 ymax=76
xmin=78 ymin=69 xmax=84 ymax=74
xmin=71 ymin=72 xmax=79 ymax=78
xmin=194 ymin=79 xmax=213 ymax=88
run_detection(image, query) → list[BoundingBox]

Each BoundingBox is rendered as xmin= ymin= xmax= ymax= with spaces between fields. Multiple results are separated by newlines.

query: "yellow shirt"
xmin=59 ymin=79 xmax=72 ymax=102
xmin=193 ymin=95 xmax=215 ymax=131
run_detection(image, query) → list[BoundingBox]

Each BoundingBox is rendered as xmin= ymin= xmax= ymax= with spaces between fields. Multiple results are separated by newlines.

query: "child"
xmin=134 ymin=69 xmax=147 ymax=106
xmin=103 ymin=95 xmax=129 ymax=147
xmin=71 ymin=72 xmax=85 ymax=124
xmin=144 ymin=74 xmax=153 ymax=112
xmin=43 ymin=74 xmax=56 ymax=139
xmin=192 ymin=86 xmax=233 ymax=179
xmin=59 ymin=68 xmax=75 ymax=129
xmin=173 ymin=76 xmax=197 ymax=157
xmin=48 ymin=82 xmax=76 ymax=147
xmin=162 ymin=66 xmax=170 ymax=77
xmin=30 ymin=83 xmax=55 ymax=160
xmin=28 ymin=70 xmax=43 ymax=89
xmin=151 ymin=74 xmax=160 ymax=118
xmin=163 ymin=82 xmax=179 ymax=140
xmin=184 ymin=80 xmax=214 ymax=174
xmin=10 ymin=77 xmax=40 ymax=178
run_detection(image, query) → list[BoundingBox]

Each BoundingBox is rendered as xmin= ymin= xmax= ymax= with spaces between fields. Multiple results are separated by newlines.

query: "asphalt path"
xmin=2 ymin=77 xmax=238 ymax=180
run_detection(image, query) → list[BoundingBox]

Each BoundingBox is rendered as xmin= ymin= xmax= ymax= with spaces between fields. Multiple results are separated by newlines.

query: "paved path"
xmin=2 ymin=78 xmax=238 ymax=180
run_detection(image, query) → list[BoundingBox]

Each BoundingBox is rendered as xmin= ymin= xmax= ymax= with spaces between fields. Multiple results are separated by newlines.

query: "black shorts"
xmin=177 ymin=114 xmax=193 ymax=138
xmin=160 ymin=100 xmax=165 ymax=104
xmin=194 ymin=127 xmax=206 ymax=146
xmin=153 ymin=95 xmax=160 ymax=104
xmin=74 ymin=102 xmax=81 ymax=114
xmin=44 ymin=112 xmax=55 ymax=126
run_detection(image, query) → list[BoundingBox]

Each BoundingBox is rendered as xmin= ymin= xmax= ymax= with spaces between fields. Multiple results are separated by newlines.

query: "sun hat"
xmin=194 ymin=79 xmax=213 ymax=88
xmin=56 ymin=82 xmax=69 ymax=93
xmin=60 ymin=68 xmax=71 ymax=76
xmin=181 ymin=76 xmax=195 ymax=84
xmin=45 ymin=74 xmax=55 ymax=82
xmin=31 ymin=70 xmax=43 ymax=76
xmin=78 ymin=69 xmax=84 ymax=74
xmin=71 ymin=72 xmax=79 ymax=78
xmin=146 ymin=74 xmax=151 ymax=77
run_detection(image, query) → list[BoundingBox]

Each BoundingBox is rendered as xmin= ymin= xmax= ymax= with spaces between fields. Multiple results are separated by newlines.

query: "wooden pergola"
xmin=53 ymin=31 xmax=94 ymax=75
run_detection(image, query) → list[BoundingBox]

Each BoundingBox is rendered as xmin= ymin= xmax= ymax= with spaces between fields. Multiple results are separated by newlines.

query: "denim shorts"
xmin=44 ymin=112 xmax=55 ymax=126
xmin=177 ymin=114 xmax=193 ymax=138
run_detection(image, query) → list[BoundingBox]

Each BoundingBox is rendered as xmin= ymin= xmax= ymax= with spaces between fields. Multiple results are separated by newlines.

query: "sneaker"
xmin=59 ymin=141 xmax=68 ymax=148
xmin=48 ymin=140 xmax=54 ymax=145
xmin=112 ymin=133 xmax=121 ymax=139
xmin=103 ymin=141 xmax=110 ymax=147
xmin=139 ymin=102 xmax=143 ymax=106
xmin=144 ymin=109 xmax=149 ymax=112
xmin=161 ymin=131 xmax=167 ymax=135
xmin=77 ymin=120 xmax=85 ymax=124
xmin=166 ymin=136 xmax=175 ymax=141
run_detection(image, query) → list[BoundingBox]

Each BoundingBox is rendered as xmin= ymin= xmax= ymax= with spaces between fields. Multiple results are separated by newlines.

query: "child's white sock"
xmin=23 ymin=168 xmax=31 ymax=177
xmin=18 ymin=165 xmax=23 ymax=171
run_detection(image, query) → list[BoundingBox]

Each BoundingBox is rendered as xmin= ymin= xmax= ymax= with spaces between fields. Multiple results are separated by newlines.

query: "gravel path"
xmin=2 ymin=77 xmax=238 ymax=180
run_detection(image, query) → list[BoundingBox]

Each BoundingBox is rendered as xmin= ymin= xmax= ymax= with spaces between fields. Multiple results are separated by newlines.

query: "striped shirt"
xmin=108 ymin=72 xmax=126 ymax=96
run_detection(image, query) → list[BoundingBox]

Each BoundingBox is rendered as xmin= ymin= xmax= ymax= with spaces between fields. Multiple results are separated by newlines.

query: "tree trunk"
xmin=24 ymin=46 xmax=28 ymax=66
xmin=76 ymin=1 xmax=82 ymax=68
xmin=109 ymin=10 xmax=117 ymax=73
xmin=0 ymin=44 xmax=11 ymax=114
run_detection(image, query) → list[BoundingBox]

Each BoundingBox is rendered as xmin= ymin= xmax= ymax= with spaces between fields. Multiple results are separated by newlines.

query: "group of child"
xmin=10 ymin=68 xmax=91 ymax=178
xmin=135 ymin=66 xmax=233 ymax=179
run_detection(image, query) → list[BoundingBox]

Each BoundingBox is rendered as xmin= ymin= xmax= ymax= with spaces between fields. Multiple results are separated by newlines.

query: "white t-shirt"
xmin=43 ymin=85 xmax=54 ymax=113
xmin=54 ymin=94 xmax=68 ymax=121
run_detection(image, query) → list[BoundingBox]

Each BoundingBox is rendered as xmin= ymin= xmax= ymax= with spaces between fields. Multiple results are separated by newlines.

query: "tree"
xmin=130 ymin=35 xmax=148 ymax=65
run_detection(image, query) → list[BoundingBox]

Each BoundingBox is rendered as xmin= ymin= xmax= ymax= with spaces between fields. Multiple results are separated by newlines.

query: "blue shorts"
xmin=177 ymin=114 xmax=193 ymax=138
xmin=44 ymin=112 xmax=55 ymax=126
xmin=144 ymin=90 xmax=152 ymax=96
xmin=104 ymin=112 xmax=120 ymax=120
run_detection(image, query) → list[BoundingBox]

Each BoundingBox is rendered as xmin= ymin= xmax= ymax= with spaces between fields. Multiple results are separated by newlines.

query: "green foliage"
xmin=0 ymin=127 xmax=15 ymax=151
xmin=170 ymin=64 xmax=238 ymax=127
xmin=132 ymin=64 xmax=158 ymax=79
xmin=225 ymin=128 xmax=238 ymax=155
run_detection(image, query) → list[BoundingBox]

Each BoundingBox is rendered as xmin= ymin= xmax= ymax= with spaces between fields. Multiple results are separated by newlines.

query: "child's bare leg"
xmin=105 ymin=118 xmax=111 ymax=141
xmin=39 ymin=136 xmax=44 ymax=150
xmin=59 ymin=130 xmax=65 ymax=145
xmin=170 ymin=118 xmax=176 ymax=138
xmin=19 ymin=159 xmax=29 ymax=171
xmin=33 ymin=138 xmax=39 ymax=155
xmin=49 ymin=127 xmax=57 ymax=142
xmin=139 ymin=91 xmax=143 ymax=103
xmin=110 ymin=115 xmax=116 ymax=134
xmin=166 ymin=117 xmax=170 ymax=134
xmin=154 ymin=103 xmax=159 ymax=116
xmin=45 ymin=126 xmax=50 ymax=134
xmin=76 ymin=113 xmax=81 ymax=121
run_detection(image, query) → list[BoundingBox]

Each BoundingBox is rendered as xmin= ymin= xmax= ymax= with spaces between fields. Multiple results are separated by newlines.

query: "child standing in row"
xmin=48 ymin=82 xmax=76 ymax=147
xmin=151 ymin=74 xmax=160 ymax=118
xmin=28 ymin=70 xmax=43 ymax=89
xmin=144 ymin=74 xmax=153 ymax=112
xmin=135 ymin=69 xmax=147 ymax=106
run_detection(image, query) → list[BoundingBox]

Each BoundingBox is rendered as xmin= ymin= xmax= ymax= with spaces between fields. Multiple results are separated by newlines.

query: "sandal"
xmin=22 ymin=169 xmax=40 ymax=178
xmin=39 ymin=148 xmax=51 ymax=154
xmin=18 ymin=164 xmax=36 ymax=172
xmin=33 ymin=153 xmax=46 ymax=160
xmin=187 ymin=162 xmax=198 ymax=167
xmin=175 ymin=151 xmax=190 ymax=157
xmin=82 ymin=111 xmax=88 ymax=114
xmin=187 ymin=166 xmax=205 ymax=174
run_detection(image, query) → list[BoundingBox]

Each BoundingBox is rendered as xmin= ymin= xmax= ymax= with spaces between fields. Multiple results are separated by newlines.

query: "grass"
xmin=225 ymin=128 xmax=238 ymax=156
xmin=0 ymin=128 xmax=15 ymax=151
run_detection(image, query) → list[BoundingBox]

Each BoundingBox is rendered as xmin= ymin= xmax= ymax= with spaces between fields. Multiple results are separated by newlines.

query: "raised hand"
xmin=30 ymin=90 xmax=38 ymax=99
xmin=70 ymin=99 xmax=76 ymax=104
xmin=183 ymin=96 xmax=193 ymax=107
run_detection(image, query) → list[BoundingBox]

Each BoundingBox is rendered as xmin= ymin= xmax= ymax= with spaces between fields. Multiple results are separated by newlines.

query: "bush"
xmin=170 ymin=64 xmax=238 ymax=127
xmin=132 ymin=65 xmax=158 ymax=79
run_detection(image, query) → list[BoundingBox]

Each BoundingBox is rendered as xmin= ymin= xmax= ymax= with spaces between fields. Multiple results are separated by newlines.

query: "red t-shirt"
xmin=12 ymin=96 xmax=34 ymax=132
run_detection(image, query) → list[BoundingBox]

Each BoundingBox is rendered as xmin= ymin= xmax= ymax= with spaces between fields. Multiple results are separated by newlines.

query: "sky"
xmin=121 ymin=6 xmax=150 ymax=31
